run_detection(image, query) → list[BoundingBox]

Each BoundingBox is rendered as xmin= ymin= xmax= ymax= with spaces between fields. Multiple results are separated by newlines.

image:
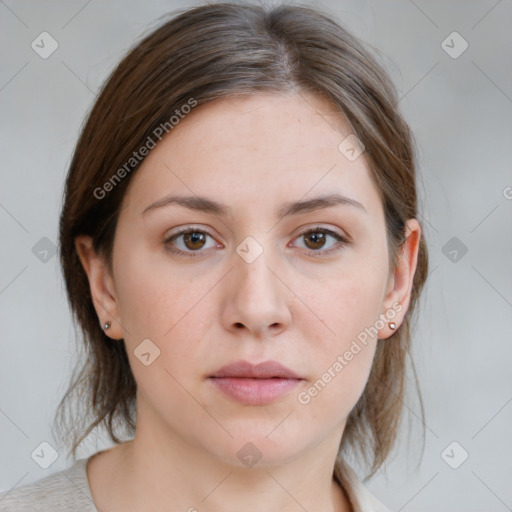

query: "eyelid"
xmin=294 ymin=224 xmax=351 ymax=242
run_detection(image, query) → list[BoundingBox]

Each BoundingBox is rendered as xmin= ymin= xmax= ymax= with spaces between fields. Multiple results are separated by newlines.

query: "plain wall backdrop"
xmin=1 ymin=0 xmax=511 ymax=510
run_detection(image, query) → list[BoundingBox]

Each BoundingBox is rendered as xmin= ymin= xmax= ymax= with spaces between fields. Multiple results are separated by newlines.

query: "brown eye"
xmin=164 ymin=228 xmax=218 ymax=257
xmin=182 ymin=231 xmax=207 ymax=250
xmin=303 ymin=231 xmax=328 ymax=250
xmin=292 ymin=227 xmax=349 ymax=255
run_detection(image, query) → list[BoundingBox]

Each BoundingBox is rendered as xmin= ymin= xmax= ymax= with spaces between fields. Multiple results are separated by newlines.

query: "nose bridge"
xmin=235 ymin=235 xmax=280 ymax=303
xmin=223 ymin=233 xmax=291 ymax=335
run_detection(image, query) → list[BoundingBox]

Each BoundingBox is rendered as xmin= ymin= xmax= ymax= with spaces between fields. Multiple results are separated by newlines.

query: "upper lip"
xmin=210 ymin=360 xmax=302 ymax=379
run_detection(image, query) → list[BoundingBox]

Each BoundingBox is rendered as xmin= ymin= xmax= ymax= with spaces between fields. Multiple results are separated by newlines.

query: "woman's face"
xmin=80 ymin=92 xmax=419 ymax=467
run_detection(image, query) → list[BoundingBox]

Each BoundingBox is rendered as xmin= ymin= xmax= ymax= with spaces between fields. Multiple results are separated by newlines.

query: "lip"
xmin=208 ymin=360 xmax=304 ymax=405
xmin=211 ymin=360 xmax=301 ymax=379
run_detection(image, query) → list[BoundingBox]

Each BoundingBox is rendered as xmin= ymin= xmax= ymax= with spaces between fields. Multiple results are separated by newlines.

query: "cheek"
xmin=296 ymin=284 xmax=379 ymax=426
xmin=293 ymin=263 xmax=386 ymax=419
xmin=296 ymin=344 xmax=376 ymax=440
xmin=302 ymin=262 xmax=387 ymax=351
xmin=112 ymin=244 xmax=217 ymax=389
xmin=112 ymin=251 xmax=206 ymax=411
xmin=113 ymin=241 xmax=197 ymax=339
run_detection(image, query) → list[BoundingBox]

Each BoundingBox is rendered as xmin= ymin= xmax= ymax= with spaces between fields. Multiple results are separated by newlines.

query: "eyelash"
xmin=164 ymin=225 xmax=350 ymax=258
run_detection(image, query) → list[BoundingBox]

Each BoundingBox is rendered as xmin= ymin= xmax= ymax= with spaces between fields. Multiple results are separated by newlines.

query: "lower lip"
xmin=208 ymin=377 xmax=302 ymax=405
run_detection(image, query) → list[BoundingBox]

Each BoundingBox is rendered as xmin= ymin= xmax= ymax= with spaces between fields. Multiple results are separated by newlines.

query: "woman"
xmin=0 ymin=2 xmax=428 ymax=511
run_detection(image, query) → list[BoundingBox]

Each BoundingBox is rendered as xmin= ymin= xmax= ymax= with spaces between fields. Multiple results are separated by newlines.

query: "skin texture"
xmin=76 ymin=92 xmax=421 ymax=512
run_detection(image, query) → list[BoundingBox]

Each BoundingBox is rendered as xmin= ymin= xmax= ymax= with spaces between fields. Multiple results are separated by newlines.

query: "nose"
xmin=221 ymin=246 xmax=292 ymax=340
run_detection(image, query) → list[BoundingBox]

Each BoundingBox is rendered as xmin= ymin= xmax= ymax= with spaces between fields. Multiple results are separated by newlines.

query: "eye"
xmin=164 ymin=225 xmax=350 ymax=258
xmin=291 ymin=226 xmax=349 ymax=256
xmin=164 ymin=227 xmax=219 ymax=257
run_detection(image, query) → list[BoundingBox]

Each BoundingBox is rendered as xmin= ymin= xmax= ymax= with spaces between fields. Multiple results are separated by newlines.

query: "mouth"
xmin=208 ymin=360 xmax=304 ymax=405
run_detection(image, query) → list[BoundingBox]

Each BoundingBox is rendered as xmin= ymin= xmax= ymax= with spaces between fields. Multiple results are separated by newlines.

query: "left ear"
xmin=378 ymin=218 xmax=422 ymax=339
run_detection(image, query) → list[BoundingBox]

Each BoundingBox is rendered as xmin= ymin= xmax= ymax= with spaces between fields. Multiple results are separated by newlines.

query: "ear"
xmin=75 ymin=235 xmax=123 ymax=340
xmin=378 ymin=218 xmax=422 ymax=339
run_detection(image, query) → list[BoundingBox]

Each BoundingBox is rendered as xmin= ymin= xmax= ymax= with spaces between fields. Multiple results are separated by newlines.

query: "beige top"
xmin=0 ymin=456 xmax=391 ymax=511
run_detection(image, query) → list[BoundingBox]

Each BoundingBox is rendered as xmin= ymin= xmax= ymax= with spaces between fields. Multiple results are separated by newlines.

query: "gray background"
xmin=1 ymin=0 xmax=511 ymax=510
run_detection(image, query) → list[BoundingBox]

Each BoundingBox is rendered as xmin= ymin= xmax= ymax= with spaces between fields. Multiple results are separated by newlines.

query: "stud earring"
xmin=388 ymin=322 xmax=396 ymax=330
xmin=103 ymin=321 xmax=111 ymax=330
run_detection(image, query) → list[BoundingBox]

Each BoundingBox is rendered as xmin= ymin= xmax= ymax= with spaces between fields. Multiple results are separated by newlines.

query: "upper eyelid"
xmin=165 ymin=224 xmax=348 ymax=240
xmin=165 ymin=225 xmax=349 ymax=249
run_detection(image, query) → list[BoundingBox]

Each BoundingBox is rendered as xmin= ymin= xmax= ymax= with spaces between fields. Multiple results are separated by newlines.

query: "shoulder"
xmin=0 ymin=458 xmax=97 ymax=512
xmin=337 ymin=459 xmax=392 ymax=512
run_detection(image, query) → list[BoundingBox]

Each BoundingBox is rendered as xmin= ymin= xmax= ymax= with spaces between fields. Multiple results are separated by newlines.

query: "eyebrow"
xmin=142 ymin=192 xmax=367 ymax=218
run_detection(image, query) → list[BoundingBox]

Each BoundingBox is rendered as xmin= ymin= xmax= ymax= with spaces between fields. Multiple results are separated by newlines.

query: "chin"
xmin=204 ymin=427 xmax=315 ymax=469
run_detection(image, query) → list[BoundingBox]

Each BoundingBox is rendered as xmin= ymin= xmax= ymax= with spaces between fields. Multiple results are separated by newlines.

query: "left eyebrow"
xmin=277 ymin=193 xmax=367 ymax=217
xmin=142 ymin=193 xmax=367 ymax=218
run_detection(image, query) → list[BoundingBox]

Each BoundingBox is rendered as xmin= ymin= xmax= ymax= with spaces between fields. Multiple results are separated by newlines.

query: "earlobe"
xmin=74 ymin=235 xmax=123 ymax=340
xmin=379 ymin=219 xmax=422 ymax=339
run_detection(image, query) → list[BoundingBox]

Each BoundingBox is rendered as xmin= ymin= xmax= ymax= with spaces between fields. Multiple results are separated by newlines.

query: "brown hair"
xmin=55 ymin=1 xmax=429 ymax=480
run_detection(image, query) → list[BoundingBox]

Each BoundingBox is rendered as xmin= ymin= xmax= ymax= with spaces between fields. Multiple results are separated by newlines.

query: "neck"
xmin=94 ymin=416 xmax=352 ymax=512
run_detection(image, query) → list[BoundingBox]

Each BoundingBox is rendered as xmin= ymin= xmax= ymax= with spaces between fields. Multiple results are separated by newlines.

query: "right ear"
xmin=74 ymin=235 xmax=123 ymax=340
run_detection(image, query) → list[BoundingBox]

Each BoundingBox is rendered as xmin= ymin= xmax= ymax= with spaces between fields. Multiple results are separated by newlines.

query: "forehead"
xmin=121 ymin=93 xmax=383 ymax=220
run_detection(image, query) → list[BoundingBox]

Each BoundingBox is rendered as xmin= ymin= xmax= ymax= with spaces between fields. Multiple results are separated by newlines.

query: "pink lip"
xmin=208 ymin=360 xmax=304 ymax=405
